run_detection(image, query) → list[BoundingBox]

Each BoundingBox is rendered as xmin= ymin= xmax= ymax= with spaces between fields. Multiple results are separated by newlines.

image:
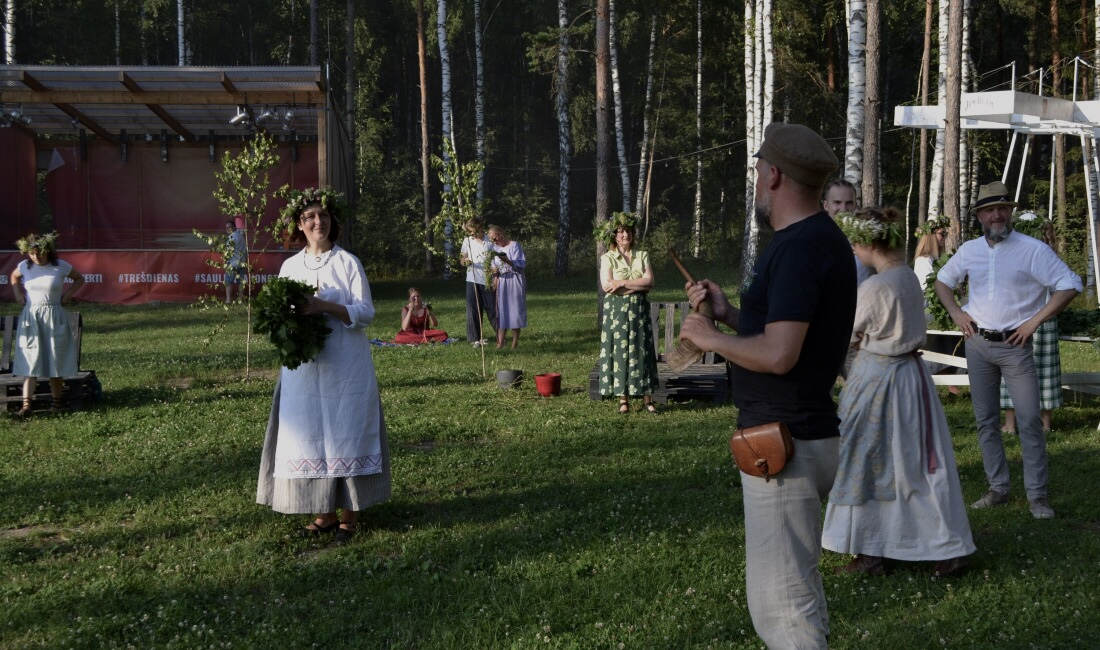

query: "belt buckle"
xmin=980 ymin=329 xmax=1001 ymax=342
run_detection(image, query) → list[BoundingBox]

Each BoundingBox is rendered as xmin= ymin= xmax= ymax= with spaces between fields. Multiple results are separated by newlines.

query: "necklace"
xmin=303 ymin=248 xmax=335 ymax=270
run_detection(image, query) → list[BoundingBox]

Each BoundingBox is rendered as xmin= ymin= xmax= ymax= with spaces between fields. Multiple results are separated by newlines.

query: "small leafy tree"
xmin=428 ymin=139 xmax=497 ymax=375
xmin=194 ymin=132 xmax=281 ymax=379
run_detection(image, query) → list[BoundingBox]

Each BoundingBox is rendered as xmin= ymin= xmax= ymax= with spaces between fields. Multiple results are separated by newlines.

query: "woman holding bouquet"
xmin=256 ymin=187 xmax=391 ymax=545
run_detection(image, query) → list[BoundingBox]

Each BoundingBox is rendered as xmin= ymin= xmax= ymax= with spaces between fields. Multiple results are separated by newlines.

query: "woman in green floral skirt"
xmin=597 ymin=212 xmax=659 ymax=413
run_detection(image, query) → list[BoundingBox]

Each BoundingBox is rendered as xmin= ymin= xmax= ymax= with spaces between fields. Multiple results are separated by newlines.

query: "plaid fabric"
xmin=1000 ymin=317 xmax=1062 ymax=410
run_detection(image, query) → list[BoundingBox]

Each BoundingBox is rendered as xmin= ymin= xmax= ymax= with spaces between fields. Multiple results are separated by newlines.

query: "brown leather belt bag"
xmin=729 ymin=422 xmax=795 ymax=482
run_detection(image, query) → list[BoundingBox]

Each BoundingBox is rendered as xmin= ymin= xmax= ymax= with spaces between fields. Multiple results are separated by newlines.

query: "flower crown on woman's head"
xmin=274 ymin=185 xmax=345 ymax=235
xmin=16 ymin=231 xmax=59 ymax=254
xmin=914 ymin=214 xmax=951 ymax=238
xmin=595 ymin=211 xmax=638 ymax=247
xmin=835 ymin=210 xmax=904 ymax=248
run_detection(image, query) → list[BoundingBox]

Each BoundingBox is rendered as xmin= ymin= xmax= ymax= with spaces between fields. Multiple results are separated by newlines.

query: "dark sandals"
xmin=334 ymin=523 xmax=358 ymax=545
xmin=297 ymin=519 xmax=340 ymax=538
xmin=618 ymin=399 xmax=629 ymax=414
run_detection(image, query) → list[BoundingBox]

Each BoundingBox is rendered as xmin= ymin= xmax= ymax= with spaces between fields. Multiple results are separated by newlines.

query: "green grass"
xmin=2 ymin=270 xmax=1099 ymax=649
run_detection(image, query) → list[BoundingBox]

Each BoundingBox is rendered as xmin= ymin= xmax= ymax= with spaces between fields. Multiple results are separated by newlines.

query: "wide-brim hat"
xmin=971 ymin=181 xmax=1018 ymax=213
xmin=753 ymin=122 xmax=838 ymax=188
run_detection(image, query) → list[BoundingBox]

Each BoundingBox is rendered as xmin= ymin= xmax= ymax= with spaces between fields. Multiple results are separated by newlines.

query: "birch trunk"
xmin=928 ymin=0 xmax=948 ymax=220
xmin=3 ymin=0 xmax=13 ymax=64
xmin=957 ymin=0 xmax=972 ymax=217
xmin=417 ymin=0 xmax=433 ymax=273
xmin=1096 ymin=0 xmax=1100 ymax=99
xmin=610 ymin=0 xmax=631 ymax=212
xmin=761 ymin=0 xmax=773 ymax=137
xmin=741 ymin=0 xmax=759 ymax=290
xmin=691 ymin=0 xmax=703 ymax=257
xmin=177 ymin=0 xmax=185 ymax=65
xmin=862 ymin=0 xmax=879 ymax=205
xmin=438 ymin=0 xmax=456 ymax=271
xmin=844 ymin=0 xmax=866 ymax=184
xmin=554 ymin=0 xmax=572 ymax=278
xmin=474 ymin=0 xmax=486 ymax=201
xmin=634 ymin=16 xmax=658 ymax=217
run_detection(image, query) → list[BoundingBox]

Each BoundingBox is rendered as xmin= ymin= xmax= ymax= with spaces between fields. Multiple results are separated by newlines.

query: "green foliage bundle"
xmin=923 ymin=254 xmax=955 ymax=331
xmin=252 ymin=277 xmax=332 ymax=369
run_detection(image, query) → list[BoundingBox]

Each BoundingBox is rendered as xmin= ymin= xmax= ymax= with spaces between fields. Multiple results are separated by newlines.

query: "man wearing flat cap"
xmin=935 ymin=181 xmax=1081 ymax=519
xmin=681 ymin=121 xmax=856 ymax=648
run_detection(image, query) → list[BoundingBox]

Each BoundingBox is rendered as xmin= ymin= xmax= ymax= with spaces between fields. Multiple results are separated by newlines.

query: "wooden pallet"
xmin=0 ymin=312 xmax=98 ymax=413
xmin=589 ymin=301 xmax=730 ymax=404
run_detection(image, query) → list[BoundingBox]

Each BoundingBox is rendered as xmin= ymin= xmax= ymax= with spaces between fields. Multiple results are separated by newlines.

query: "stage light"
xmin=283 ymin=109 xmax=295 ymax=129
xmin=2 ymin=107 xmax=30 ymax=126
xmin=229 ymin=106 xmax=251 ymax=127
xmin=255 ymin=107 xmax=275 ymax=125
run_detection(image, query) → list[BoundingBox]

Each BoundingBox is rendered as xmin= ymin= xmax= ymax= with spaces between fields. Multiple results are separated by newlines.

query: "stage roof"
xmin=0 ymin=65 xmax=326 ymax=141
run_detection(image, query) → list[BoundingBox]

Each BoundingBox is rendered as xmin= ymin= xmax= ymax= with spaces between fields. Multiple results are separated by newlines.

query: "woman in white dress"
xmin=256 ymin=188 xmax=391 ymax=544
xmin=488 ymin=225 xmax=527 ymax=350
xmin=824 ymin=207 xmax=974 ymax=577
xmin=10 ymin=232 xmax=85 ymax=417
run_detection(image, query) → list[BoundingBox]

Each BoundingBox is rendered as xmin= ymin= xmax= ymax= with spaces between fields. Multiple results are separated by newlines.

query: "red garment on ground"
xmin=394 ymin=310 xmax=448 ymax=344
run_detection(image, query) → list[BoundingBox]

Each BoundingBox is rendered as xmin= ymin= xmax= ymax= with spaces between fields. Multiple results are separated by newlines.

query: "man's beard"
xmin=754 ymin=203 xmax=773 ymax=233
xmin=983 ymin=221 xmax=1012 ymax=242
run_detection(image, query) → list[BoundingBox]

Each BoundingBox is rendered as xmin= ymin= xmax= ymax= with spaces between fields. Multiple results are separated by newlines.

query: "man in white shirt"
xmin=935 ymin=181 xmax=1082 ymax=519
xmin=459 ymin=218 xmax=496 ymax=345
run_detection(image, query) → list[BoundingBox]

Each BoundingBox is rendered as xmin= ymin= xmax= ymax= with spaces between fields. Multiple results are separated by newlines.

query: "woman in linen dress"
xmin=823 ymin=207 xmax=974 ymax=577
xmin=488 ymin=225 xmax=527 ymax=349
xmin=596 ymin=213 xmax=658 ymax=414
xmin=256 ymin=188 xmax=391 ymax=544
xmin=394 ymin=287 xmax=448 ymax=344
xmin=10 ymin=232 xmax=85 ymax=417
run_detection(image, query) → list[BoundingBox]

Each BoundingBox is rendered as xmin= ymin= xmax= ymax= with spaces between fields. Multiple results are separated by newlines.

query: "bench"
xmin=1 ymin=311 xmax=99 ymax=413
xmin=589 ymin=301 xmax=730 ymax=404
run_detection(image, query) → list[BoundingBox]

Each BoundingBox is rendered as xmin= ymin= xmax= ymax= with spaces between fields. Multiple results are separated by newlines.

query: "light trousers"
xmin=965 ymin=337 xmax=1048 ymax=500
xmin=743 ymin=436 xmax=839 ymax=650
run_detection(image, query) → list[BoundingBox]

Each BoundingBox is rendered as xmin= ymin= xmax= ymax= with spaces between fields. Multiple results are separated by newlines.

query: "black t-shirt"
xmin=731 ymin=211 xmax=857 ymax=440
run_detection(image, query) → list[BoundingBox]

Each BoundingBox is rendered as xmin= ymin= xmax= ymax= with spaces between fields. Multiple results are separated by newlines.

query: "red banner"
xmin=0 ymin=250 xmax=294 ymax=305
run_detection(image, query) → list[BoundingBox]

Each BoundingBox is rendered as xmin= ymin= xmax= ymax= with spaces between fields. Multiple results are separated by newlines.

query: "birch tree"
xmin=554 ymin=0 xmax=572 ymax=278
xmin=634 ymin=15 xmax=658 ymax=218
xmin=741 ymin=0 xmax=772 ymax=287
xmin=610 ymin=0 xmax=631 ymax=212
xmin=927 ymin=0 xmax=948 ymax=220
xmin=474 ymin=0 xmax=486 ymax=201
xmin=844 ymin=0 xmax=866 ymax=184
xmin=3 ymin=0 xmax=13 ymax=64
xmin=691 ymin=0 xmax=703 ymax=257
xmin=957 ymin=0 xmax=973 ymax=217
xmin=741 ymin=0 xmax=759 ymax=289
xmin=438 ymin=0 xmax=456 ymax=270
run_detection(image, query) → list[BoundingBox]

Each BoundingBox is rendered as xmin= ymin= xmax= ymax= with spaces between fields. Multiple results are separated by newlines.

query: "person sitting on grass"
xmin=394 ymin=287 xmax=448 ymax=344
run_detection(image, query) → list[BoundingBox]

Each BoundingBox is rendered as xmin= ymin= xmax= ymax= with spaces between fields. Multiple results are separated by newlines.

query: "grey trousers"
xmin=743 ymin=436 xmax=839 ymax=650
xmin=965 ymin=337 xmax=1048 ymax=500
xmin=465 ymin=281 xmax=496 ymax=342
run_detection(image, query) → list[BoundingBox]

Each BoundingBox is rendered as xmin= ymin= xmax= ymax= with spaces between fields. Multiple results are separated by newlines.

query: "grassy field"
xmin=2 ymin=267 xmax=1099 ymax=649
